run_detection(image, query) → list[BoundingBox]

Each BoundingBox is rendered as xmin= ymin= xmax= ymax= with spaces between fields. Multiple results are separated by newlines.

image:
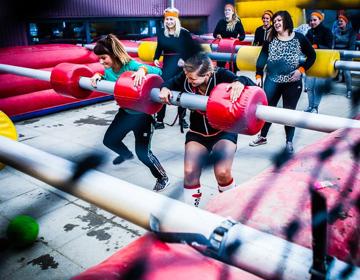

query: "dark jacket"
xmin=305 ymin=23 xmax=333 ymax=49
xmin=332 ymin=25 xmax=356 ymax=50
xmin=161 ymin=67 xmax=255 ymax=136
xmin=213 ymin=19 xmax=245 ymax=40
xmin=154 ymin=28 xmax=202 ymax=81
xmin=253 ymin=25 xmax=271 ymax=46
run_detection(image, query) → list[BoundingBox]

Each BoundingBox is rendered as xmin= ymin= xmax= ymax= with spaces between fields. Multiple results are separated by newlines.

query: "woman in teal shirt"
xmin=90 ymin=34 xmax=169 ymax=192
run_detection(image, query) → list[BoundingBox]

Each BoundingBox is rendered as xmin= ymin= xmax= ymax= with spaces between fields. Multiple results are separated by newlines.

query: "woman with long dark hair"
xmin=90 ymin=34 xmax=169 ymax=192
xmin=249 ymin=11 xmax=316 ymax=154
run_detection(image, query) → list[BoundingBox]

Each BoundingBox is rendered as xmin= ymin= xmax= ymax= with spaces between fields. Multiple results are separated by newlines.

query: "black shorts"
xmin=185 ymin=131 xmax=238 ymax=152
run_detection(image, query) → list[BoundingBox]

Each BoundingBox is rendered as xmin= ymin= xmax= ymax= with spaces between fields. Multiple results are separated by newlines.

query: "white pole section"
xmin=0 ymin=64 xmax=51 ymax=81
xmin=0 ymin=136 xmax=358 ymax=280
xmin=255 ymin=105 xmax=360 ymax=133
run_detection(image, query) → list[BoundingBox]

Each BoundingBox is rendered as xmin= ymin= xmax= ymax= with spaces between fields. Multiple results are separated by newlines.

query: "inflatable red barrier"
xmin=0 ymin=63 xmax=102 ymax=99
xmin=72 ymin=234 xmax=263 ymax=280
xmin=206 ymin=128 xmax=360 ymax=264
xmin=0 ymin=44 xmax=98 ymax=69
xmin=0 ymin=68 xmax=52 ymax=98
xmin=0 ymin=89 xmax=112 ymax=120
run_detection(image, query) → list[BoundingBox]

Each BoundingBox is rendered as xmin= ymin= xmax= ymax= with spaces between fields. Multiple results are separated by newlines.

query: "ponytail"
xmin=93 ymin=34 xmax=131 ymax=66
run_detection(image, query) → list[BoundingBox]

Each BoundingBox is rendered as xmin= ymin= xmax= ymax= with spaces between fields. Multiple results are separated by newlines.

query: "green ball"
xmin=6 ymin=215 xmax=39 ymax=248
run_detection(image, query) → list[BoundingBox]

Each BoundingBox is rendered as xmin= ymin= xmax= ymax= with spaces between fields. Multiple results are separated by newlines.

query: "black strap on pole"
xmin=309 ymin=188 xmax=332 ymax=280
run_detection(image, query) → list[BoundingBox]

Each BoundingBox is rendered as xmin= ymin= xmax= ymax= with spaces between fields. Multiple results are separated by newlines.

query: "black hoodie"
xmin=306 ymin=23 xmax=333 ymax=49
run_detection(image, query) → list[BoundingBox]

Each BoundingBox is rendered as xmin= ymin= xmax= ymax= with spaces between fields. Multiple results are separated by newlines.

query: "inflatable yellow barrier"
xmin=307 ymin=50 xmax=340 ymax=78
xmin=236 ymin=1 xmax=293 ymax=18
xmin=138 ymin=41 xmax=158 ymax=62
xmin=236 ymin=47 xmax=340 ymax=78
xmin=236 ymin=46 xmax=262 ymax=71
xmin=0 ymin=111 xmax=18 ymax=170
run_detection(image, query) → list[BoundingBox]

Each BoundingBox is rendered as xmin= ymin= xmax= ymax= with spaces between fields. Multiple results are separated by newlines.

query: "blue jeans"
xmin=305 ymin=76 xmax=326 ymax=108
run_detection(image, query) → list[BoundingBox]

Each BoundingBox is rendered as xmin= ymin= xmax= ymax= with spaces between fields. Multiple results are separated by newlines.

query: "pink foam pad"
xmin=50 ymin=63 xmax=94 ymax=99
xmin=206 ymin=85 xmax=267 ymax=135
xmin=114 ymin=71 xmax=164 ymax=114
xmin=72 ymin=234 xmax=263 ymax=280
xmin=206 ymin=128 xmax=360 ymax=264
xmin=217 ymin=38 xmax=243 ymax=53
xmin=0 ymin=44 xmax=98 ymax=69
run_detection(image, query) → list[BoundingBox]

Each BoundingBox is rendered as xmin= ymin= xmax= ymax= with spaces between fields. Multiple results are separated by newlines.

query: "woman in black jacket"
xmin=213 ymin=3 xmax=245 ymax=71
xmin=253 ymin=10 xmax=273 ymax=46
xmin=159 ymin=53 xmax=255 ymax=207
xmin=153 ymin=7 xmax=202 ymax=130
xmin=304 ymin=11 xmax=333 ymax=113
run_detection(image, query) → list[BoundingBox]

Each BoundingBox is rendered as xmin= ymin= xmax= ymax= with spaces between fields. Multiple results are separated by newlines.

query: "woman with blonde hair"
xmin=213 ymin=3 xmax=245 ymax=70
xmin=153 ymin=7 xmax=202 ymax=130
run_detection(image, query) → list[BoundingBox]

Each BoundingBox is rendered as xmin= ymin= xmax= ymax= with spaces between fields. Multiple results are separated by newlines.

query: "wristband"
xmin=298 ymin=67 xmax=305 ymax=74
xmin=139 ymin=66 xmax=148 ymax=74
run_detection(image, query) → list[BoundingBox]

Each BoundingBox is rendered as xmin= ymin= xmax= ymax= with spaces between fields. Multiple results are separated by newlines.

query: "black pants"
xmin=156 ymin=105 xmax=186 ymax=123
xmin=103 ymin=109 xmax=166 ymax=179
xmin=260 ymin=78 xmax=302 ymax=142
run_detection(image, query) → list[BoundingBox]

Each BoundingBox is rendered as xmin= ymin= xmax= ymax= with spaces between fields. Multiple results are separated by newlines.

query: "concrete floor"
xmin=0 ymin=73 xmax=358 ymax=279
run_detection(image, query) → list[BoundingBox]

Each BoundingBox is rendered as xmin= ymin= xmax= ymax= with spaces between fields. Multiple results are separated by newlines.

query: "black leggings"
xmin=103 ymin=109 xmax=166 ymax=179
xmin=260 ymin=78 xmax=302 ymax=142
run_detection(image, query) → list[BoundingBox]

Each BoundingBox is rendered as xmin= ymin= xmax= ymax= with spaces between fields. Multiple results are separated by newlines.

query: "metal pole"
xmin=334 ymin=60 xmax=360 ymax=71
xmin=255 ymin=105 xmax=360 ymax=132
xmin=1 ymin=63 xmax=359 ymax=132
xmin=0 ymin=64 xmax=51 ymax=81
xmin=0 ymin=136 xmax=358 ymax=280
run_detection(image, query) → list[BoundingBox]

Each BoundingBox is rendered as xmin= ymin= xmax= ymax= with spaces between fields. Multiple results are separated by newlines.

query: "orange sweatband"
xmin=263 ymin=10 xmax=273 ymax=18
xmin=338 ymin=14 xmax=348 ymax=23
xmin=311 ymin=11 xmax=324 ymax=21
xmin=298 ymin=67 xmax=305 ymax=74
xmin=255 ymin=74 xmax=262 ymax=79
xmin=164 ymin=11 xmax=179 ymax=18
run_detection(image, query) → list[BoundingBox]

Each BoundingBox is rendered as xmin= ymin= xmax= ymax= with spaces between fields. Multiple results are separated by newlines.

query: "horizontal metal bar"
xmin=334 ymin=60 xmax=360 ymax=71
xmin=0 ymin=135 xmax=358 ymax=280
xmin=0 ymin=64 xmax=51 ymax=81
xmin=150 ymin=88 xmax=208 ymax=111
xmin=256 ymin=105 xmax=360 ymax=132
xmin=78 ymin=77 xmax=115 ymax=95
xmin=1 ymin=63 xmax=359 ymax=133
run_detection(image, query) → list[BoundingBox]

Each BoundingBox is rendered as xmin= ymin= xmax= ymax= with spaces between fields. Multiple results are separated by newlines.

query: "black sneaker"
xmin=304 ymin=107 xmax=313 ymax=112
xmin=112 ymin=153 xmax=134 ymax=165
xmin=249 ymin=135 xmax=267 ymax=147
xmin=154 ymin=121 xmax=165 ymax=129
xmin=153 ymin=176 xmax=170 ymax=192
